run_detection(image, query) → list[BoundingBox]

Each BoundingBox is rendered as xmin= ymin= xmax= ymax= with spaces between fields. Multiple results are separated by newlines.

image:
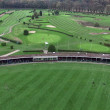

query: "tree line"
xmin=1 ymin=0 xmax=110 ymax=14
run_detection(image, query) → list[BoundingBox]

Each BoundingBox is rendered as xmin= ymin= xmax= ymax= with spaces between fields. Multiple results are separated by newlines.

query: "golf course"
xmin=1 ymin=9 xmax=110 ymax=56
xmin=1 ymin=8 xmax=110 ymax=110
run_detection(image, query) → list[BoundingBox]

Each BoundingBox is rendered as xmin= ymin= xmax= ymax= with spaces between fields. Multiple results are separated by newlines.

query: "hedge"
xmin=0 ymin=37 xmax=22 ymax=44
xmin=23 ymin=50 xmax=43 ymax=52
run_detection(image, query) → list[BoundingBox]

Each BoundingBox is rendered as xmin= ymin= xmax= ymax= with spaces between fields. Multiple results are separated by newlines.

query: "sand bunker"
xmin=46 ymin=25 xmax=56 ymax=28
xmin=29 ymin=31 xmax=36 ymax=34
xmin=90 ymin=32 xmax=110 ymax=35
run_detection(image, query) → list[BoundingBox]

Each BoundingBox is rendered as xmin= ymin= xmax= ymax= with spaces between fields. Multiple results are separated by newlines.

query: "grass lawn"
xmin=0 ymin=62 xmax=110 ymax=110
xmin=79 ymin=43 xmax=109 ymax=52
xmin=27 ymin=32 xmax=61 ymax=44
xmin=103 ymin=35 xmax=110 ymax=40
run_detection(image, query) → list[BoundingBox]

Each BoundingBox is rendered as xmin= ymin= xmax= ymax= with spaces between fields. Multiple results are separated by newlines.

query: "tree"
xmin=48 ymin=44 xmax=56 ymax=52
xmin=54 ymin=10 xmax=59 ymax=15
xmin=39 ymin=11 xmax=42 ymax=16
xmin=24 ymin=30 xmax=29 ymax=35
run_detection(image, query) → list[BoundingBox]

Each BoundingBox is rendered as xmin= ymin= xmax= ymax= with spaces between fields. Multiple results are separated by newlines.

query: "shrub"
xmin=48 ymin=44 xmax=56 ymax=52
xmin=23 ymin=22 xmax=25 ymax=24
xmin=24 ymin=30 xmax=29 ymax=35
xmin=89 ymin=39 xmax=92 ymax=42
xmin=0 ymin=20 xmax=3 ymax=22
xmin=54 ymin=10 xmax=59 ymax=15
xmin=1 ymin=42 xmax=6 ymax=46
xmin=109 ymin=27 xmax=110 ymax=30
xmin=94 ymin=22 xmax=100 ymax=27
xmin=32 ymin=15 xmax=34 ymax=20
xmin=10 ymin=45 xmax=14 ymax=49
xmin=99 ymin=42 xmax=102 ymax=45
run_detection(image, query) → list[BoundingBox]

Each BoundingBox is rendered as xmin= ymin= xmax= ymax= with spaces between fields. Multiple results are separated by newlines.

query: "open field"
xmin=1 ymin=9 xmax=110 ymax=55
xmin=0 ymin=62 xmax=110 ymax=110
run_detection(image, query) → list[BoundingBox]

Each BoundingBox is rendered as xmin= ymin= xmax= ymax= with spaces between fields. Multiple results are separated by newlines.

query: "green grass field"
xmin=1 ymin=9 xmax=110 ymax=55
xmin=0 ymin=62 xmax=110 ymax=110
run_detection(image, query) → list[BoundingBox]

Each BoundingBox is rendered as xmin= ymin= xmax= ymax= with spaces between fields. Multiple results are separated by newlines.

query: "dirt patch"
xmin=73 ymin=19 xmax=108 ymax=30
xmin=14 ymin=37 xmax=23 ymax=43
xmin=5 ymin=11 xmax=14 ymax=14
xmin=0 ymin=13 xmax=5 ymax=18
xmin=90 ymin=32 xmax=110 ymax=35
xmin=46 ymin=25 xmax=56 ymax=28
xmin=29 ymin=31 xmax=36 ymax=34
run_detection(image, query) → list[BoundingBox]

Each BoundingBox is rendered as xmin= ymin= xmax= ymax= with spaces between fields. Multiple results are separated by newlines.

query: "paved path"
xmin=0 ymin=23 xmax=20 ymax=43
xmin=0 ymin=50 xmax=20 ymax=57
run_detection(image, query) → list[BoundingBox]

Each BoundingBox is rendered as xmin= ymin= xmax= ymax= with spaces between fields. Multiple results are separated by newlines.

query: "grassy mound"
xmin=0 ymin=62 xmax=110 ymax=110
xmin=27 ymin=32 xmax=61 ymax=44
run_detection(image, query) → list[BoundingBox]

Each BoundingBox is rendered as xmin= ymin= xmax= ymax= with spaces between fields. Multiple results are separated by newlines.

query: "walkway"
xmin=0 ymin=50 xmax=20 ymax=57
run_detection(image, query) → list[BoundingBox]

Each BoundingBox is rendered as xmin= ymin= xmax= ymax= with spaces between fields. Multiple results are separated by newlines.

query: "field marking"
xmin=0 ymin=50 xmax=20 ymax=57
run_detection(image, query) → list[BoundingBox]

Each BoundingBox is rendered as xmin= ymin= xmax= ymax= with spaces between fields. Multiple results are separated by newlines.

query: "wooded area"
xmin=0 ymin=0 xmax=110 ymax=14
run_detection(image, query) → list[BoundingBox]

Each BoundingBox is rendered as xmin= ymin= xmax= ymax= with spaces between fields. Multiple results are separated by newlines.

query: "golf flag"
xmin=45 ymin=42 xmax=48 ymax=45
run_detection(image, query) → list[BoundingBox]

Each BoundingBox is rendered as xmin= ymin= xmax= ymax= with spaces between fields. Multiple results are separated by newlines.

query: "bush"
xmin=0 ymin=20 xmax=3 ymax=22
xmin=10 ymin=45 xmax=14 ymax=49
xmin=32 ymin=15 xmax=34 ymax=20
xmin=1 ymin=42 xmax=6 ymax=46
xmin=24 ymin=30 xmax=29 ymax=35
xmin=109 ymin=27 xmax=110 ymax=30
xmin=89 ymin=39 xmax=92 ymax=42
xmin=23 ymin=22 xmax=25 ymax=24
xmin=94 ymin=22 xmax=100 ymax=27
xmin=48 ymin=44 xmax=56 ymax=52
xmin=54 ymin=10 xmax=59 ymax=15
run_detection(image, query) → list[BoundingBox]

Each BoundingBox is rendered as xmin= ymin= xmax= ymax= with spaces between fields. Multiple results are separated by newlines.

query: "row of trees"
xmin=1 ymin=0 xmax=110 ymax=14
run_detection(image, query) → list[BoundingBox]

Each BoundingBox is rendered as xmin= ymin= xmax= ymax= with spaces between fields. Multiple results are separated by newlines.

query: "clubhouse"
xmin=0 ymin=52 xmax=110 ymax=65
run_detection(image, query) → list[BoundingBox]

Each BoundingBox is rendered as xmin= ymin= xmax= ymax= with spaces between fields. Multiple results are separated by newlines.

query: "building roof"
xmin=0 ymin=52 xmax=110 ymax=60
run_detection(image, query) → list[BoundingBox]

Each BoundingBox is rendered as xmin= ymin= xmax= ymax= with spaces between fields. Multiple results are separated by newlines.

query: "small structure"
xmin=43 ymin=50 xmax=48 ymax=54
